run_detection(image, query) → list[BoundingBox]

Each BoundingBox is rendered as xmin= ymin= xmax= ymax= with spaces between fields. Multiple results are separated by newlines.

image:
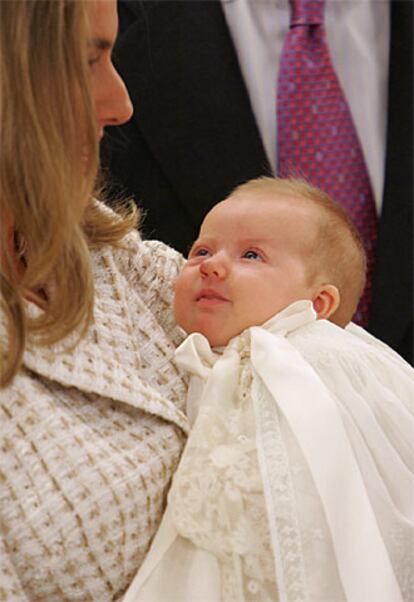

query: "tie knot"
xmin=290 ymin=0 xmax=324 ymax=27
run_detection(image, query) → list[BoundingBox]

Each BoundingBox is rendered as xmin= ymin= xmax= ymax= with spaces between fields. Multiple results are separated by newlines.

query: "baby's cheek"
xmin=174 ymin=276 xmax=191 ymax=330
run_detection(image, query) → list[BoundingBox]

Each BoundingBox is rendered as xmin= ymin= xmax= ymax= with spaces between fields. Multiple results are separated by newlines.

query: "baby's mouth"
xmin=196 ymin=289 xmax=229 ymax=303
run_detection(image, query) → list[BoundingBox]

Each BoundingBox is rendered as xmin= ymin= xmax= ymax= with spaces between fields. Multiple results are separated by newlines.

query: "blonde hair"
xmin=0 ymin=0 xmax=137 ymax=387
xmin=232 ymin=177 xmax=366 ymax=326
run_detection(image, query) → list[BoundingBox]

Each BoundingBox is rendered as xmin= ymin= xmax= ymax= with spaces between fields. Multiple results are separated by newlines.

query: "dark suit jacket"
xmin=101 ymin=0 xmax=413 ymax=363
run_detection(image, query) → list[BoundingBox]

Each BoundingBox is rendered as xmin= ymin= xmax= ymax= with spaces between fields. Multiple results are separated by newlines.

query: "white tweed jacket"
xmin=0 ymin=226 xmax=190 ymax=601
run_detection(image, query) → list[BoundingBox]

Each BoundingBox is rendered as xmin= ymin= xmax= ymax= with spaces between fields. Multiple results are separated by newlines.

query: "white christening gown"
xmin=124 ymin=301 xmax=414 ymax=602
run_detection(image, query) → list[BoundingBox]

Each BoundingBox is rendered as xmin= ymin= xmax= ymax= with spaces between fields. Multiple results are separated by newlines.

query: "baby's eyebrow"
xmin=239 ymin=237 xmax=273 ymax=245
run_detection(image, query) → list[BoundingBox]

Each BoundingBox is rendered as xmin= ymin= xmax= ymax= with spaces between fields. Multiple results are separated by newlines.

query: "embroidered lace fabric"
xmin=170 ymin=347 xmax=278 ymax=601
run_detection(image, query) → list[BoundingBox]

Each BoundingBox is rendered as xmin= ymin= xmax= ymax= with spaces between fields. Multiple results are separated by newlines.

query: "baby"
xmin=125 ymin=178 xmax=413 ymax=602
xmin=175 ymin=175 xmax=364 ymax=340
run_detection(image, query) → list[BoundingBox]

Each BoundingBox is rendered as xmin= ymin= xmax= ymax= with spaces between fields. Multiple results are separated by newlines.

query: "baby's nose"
xmin=200 ymin=253 xmax=229 ymax=279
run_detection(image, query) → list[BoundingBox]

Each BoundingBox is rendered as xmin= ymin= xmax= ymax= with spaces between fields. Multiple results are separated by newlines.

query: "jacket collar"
xmin=20 ymin=246 xmax=189 ymax=434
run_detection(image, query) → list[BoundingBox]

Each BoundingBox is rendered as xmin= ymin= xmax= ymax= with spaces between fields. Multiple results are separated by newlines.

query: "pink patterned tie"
xmin=277 ymin=0 xmax=378 ymax=326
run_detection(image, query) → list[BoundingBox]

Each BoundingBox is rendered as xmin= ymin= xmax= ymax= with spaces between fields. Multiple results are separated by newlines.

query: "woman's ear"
xmin=312 ymin=285 xmax=340 ymax=320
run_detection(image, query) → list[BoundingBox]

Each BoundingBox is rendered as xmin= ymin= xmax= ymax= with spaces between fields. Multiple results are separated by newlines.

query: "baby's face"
xmin=174 ymin=192 xmax=319 ymax=346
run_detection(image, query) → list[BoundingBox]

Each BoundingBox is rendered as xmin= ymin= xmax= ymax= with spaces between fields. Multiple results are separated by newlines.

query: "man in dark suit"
xmin=101 ymin=0 xmax=412 ymax=363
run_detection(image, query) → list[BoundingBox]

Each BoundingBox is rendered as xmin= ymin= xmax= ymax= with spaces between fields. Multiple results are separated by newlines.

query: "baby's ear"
xmin=312 ymin=285 xmax=340 ymax=320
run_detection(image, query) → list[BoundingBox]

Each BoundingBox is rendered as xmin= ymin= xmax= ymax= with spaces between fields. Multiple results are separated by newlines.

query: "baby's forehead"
xmin=197 ymin=192 xmax=322 ymax=254
xmin=203 ymin=190 xmax=320 ymax=227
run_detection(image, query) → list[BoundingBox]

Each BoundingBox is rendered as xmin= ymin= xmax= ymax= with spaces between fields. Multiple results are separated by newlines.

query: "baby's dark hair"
xmin=231 ymin=177 xmax=367 ymax=326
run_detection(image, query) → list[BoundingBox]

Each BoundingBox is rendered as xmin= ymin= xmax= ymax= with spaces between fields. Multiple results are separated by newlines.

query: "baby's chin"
xmin=183 ymin=325 xmax=240 ymax=348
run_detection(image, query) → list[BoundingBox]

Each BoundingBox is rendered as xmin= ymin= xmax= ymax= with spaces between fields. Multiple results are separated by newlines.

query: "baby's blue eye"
xmin=194 ymin=248 xmax=210 ymax=257
xmin=243 ymin=250 xmax=262 ymax=261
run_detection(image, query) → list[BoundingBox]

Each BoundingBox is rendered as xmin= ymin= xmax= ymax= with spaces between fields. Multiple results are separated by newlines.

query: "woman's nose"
xmin=199 ymin=253 xmax=229 ymax=279
xmin=94 ymin=63 xmax=133 ymax=131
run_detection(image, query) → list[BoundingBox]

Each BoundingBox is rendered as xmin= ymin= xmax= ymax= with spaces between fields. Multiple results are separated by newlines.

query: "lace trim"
xmin=252 ymin=373 xmax=308 ymax=602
